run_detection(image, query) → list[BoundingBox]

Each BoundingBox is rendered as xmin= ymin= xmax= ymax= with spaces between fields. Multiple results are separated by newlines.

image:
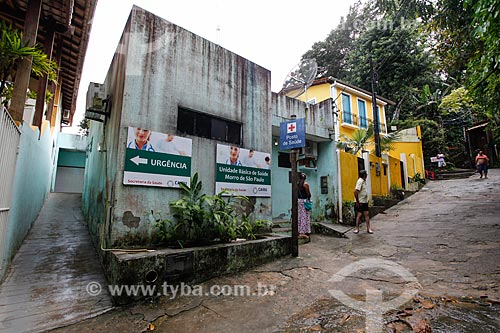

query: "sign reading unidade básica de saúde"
xmin=215 ymin=144 xmax=271 ymax=197
xmin=123 ymin=127 xmax=192 ymax=188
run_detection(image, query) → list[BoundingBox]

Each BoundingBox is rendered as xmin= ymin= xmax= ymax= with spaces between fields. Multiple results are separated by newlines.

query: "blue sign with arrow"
xmin=280 ymin=118 xmax=306 ymax=150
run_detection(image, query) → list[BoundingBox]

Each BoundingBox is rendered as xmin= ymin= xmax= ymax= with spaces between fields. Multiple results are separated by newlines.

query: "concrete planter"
xmin=105 ymin=234 xmax=291 ymax=304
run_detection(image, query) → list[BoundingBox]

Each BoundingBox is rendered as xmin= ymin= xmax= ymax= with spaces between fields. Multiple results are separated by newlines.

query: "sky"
xmin=69 ymin=0 xmax=358 ymax=132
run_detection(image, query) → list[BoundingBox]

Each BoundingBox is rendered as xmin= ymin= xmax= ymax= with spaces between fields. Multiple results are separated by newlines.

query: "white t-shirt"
xmin=157 ymin=139 xmax=184 ymax=155
xmin=355 ymin=178 xmax=368 ymax=203
xmin=240 ymin=154 xmax=257 ymax=168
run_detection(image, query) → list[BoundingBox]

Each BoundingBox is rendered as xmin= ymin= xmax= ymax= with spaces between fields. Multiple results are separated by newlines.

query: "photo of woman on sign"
xmin=127 ymin=127 xmax=155 ymax=151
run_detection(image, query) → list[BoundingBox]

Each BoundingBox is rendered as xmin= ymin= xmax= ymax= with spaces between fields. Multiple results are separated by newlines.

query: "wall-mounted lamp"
xmin=273 ymin=137 xmax=279 ymax=146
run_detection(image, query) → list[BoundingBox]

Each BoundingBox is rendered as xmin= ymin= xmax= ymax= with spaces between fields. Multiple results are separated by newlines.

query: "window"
xmin=375 ymin=106 xmax=385 ymax=132
xmin=358 ymin=99 xmax=367 ymax=128
xmin=278 ymin=152 xmax=291 ymax=168
xmin=341 ymin=93 xmax=353 ymax=124
xmin=321 ymin=176 xmax=328 ymax=194
xmin=177 ymin=107 xmax=242 ymax=144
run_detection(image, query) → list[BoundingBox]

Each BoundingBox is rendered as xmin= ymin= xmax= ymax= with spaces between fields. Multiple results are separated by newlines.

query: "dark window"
xmin=227 ymin=123 xmax=241 ymax=145
xmin=177 ymin=107 xmax=242 ymax=144
xmin=196 ymin=113 xmax=211 ymax=138
xmin=321 ymin=176 xmax=328 ymax=194
xmin=211 ymin=118 xmax=226 ymax=141
xmin=177 ymin=109 xmax=195 ymax=135
xmin=278 ymin=152 xmax=291 ymax=168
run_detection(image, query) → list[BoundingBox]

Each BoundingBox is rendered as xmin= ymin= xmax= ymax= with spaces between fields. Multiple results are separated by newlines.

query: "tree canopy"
xmin=302 ymin=0 xmax=500 ymax=166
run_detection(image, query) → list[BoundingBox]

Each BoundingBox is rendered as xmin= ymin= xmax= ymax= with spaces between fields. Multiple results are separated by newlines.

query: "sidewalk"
xmin=53 ymin=171 xmax=500 ymax=332
xmin=0 ymin=193 xmax=113 ymax=333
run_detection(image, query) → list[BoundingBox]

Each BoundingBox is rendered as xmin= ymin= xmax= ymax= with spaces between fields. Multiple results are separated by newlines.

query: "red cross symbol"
xmin=288 ymin=123 xmax=296 ymax=132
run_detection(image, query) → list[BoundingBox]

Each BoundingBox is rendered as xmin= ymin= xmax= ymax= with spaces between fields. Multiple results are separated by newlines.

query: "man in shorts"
xmin=476 ymin=151 xmax=490 ymax=179
xmin=354 ymin=170 xmax=373 ymax=234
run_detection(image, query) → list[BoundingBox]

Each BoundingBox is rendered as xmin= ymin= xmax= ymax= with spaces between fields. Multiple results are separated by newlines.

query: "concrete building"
xmin=82 ymin=6 xmax=346 ymax=254
xmin=284 ymin=77 xmax=425 ymax=219
xmin=83 ymin=6 xmax=273 ymax=250
xmin=270 ymin=95 xmax=338 ymax=222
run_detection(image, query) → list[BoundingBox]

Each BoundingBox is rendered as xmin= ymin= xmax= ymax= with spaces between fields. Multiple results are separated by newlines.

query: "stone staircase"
xmin=272 ymin=218 xmax=353 ymax=239
xmin=271 ymin=219 xmax=292 ymax=236
xmin=433 ymin=168 xmax=477 ymax=180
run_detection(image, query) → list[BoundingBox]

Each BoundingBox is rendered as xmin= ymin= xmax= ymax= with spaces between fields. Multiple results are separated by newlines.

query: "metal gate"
xmin=0 ymin=106 xmax=21 ymax=275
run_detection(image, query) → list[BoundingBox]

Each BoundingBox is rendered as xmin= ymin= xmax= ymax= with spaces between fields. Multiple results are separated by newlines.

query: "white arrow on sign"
xmin=130 ymin=155 xmax=148 ymax=166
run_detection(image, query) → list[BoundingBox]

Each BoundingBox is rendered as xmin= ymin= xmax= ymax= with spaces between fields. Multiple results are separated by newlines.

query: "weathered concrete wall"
xmin=270 ymin=95 xmax=337 ymax=221
xmin=107 ymin=234 xmax=291 ymax=304
xmin=83 ymin=6 xmax=272 ymax=248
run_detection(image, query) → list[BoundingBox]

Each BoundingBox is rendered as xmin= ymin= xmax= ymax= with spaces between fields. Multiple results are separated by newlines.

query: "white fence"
xmin=0 ymin=106 xmax=21 ymax=276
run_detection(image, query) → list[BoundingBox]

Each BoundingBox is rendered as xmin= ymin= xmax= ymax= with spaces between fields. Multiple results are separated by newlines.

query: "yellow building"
xmin=286 ymin=77 xmax=425 ymax=221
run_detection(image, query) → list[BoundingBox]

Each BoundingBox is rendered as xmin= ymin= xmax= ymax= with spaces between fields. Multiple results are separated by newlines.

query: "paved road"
xmin=53 ymin=170 xmax=500 ymax=332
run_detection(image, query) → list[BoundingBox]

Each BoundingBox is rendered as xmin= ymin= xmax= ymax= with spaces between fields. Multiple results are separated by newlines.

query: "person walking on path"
xmin=298 ymin=173 xmax=312 ymax=239
xmin=354 ymin=170 xmax=373 ymax=234
xmin=476 ymin=151 xmax=490 ymax=179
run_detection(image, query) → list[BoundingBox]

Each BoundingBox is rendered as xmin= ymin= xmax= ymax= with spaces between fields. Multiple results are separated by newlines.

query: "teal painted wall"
xmin=270 ymin=96 xmax=338 ymax=222
xmin=57 ymin=150 xmax=86 ymax=167
xmin=3 ymin=124 xmax=54 ymax=277
xmin=270 ymin=140 xmax=337 ymax=221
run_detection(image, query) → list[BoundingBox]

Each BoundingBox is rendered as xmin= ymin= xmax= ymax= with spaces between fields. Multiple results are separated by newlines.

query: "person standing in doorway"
xmin=298 ymin=173 xmax=311 ymax=239
xmin=476 ymin=151 xmax=490 ymax=179
xmin=354 ymin=170 xmax=373 ymax=234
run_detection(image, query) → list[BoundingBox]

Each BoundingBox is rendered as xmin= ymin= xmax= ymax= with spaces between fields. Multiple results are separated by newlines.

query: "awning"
xmin=466 ymin=122 xmax=488 ymax=131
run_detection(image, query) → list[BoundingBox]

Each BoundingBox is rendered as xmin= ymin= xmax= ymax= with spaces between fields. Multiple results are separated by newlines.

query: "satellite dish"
xmin=281 ymin=58 xmax=318 ymax=99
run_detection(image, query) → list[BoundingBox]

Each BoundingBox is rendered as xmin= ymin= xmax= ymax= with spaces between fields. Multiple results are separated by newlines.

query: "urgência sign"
xmin=215 ymin=144 xmax=271 ymax=197
xmin=123 ymin=127 xmax=192 ymax=188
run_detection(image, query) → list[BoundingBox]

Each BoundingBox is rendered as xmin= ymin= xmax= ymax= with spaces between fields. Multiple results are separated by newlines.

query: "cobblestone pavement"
xmin=52 ymin=170 xmax=500 ymax=333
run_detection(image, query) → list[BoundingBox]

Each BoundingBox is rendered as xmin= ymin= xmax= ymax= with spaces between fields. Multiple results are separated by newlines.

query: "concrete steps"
xmin=272 ymin=218 xmax=352 ymax=239
xmin=434 ymin=169 xmax=476 ymax=180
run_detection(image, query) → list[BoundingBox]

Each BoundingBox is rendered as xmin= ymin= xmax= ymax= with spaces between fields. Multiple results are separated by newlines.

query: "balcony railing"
xmin=342 ymin=113 xmax=386 ymax=132
xmin=359 ymin=116 xmax=369 ymax=128
xmin=342 ymin=111 xmax=358 ymax=126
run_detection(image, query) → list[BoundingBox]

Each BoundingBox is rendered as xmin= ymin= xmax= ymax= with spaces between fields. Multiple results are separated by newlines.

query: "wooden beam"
xmin=33 ymin=25 xmax=55 ymax=128
xmin=45 ymin=33 xmax=63 ymax=124
xmin=8 ymin=0 xmax=42 ymax=123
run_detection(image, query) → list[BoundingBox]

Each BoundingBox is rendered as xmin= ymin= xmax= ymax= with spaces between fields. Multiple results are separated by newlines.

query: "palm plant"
xmin=379 ymin=130 xmax=401 ymax=153
xmin=337 ymin=124 xmax=400 ymax=155
xmin=0 ymin=20 xmax=58 ymax=101
xmin=337 ymin=125 xmax=374 ymax=155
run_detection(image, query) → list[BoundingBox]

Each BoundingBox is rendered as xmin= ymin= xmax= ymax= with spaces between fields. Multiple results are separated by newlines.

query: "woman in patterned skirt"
xmin=298 ymin=173 xmax=312 ymax=239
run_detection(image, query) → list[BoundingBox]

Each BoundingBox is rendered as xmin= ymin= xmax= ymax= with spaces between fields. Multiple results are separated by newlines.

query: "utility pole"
xmin=370 ymin=57 xmax=381 ymax=157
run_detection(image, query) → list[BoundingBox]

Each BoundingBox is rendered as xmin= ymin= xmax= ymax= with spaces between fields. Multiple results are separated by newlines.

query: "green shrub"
xmin=154 ymin=173 xmax=266 ymax=247
xmin=412 ymin=172 xmax=426 ymax=184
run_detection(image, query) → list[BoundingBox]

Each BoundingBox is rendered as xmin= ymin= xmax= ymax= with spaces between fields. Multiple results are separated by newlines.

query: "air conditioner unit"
xmin=86 ymin=82 xmax=106 ymax=112
xmin=298 ymin=141 xmax=318 ymax=158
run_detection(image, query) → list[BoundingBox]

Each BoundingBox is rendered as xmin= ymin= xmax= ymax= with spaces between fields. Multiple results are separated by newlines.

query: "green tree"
xmin=428 ymin=0 xmax=500 ymax=150
xmin=302 ymin=1 xmax=367 ymax=79
xmin=345 ymin=21 xmax=442 ymax=122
